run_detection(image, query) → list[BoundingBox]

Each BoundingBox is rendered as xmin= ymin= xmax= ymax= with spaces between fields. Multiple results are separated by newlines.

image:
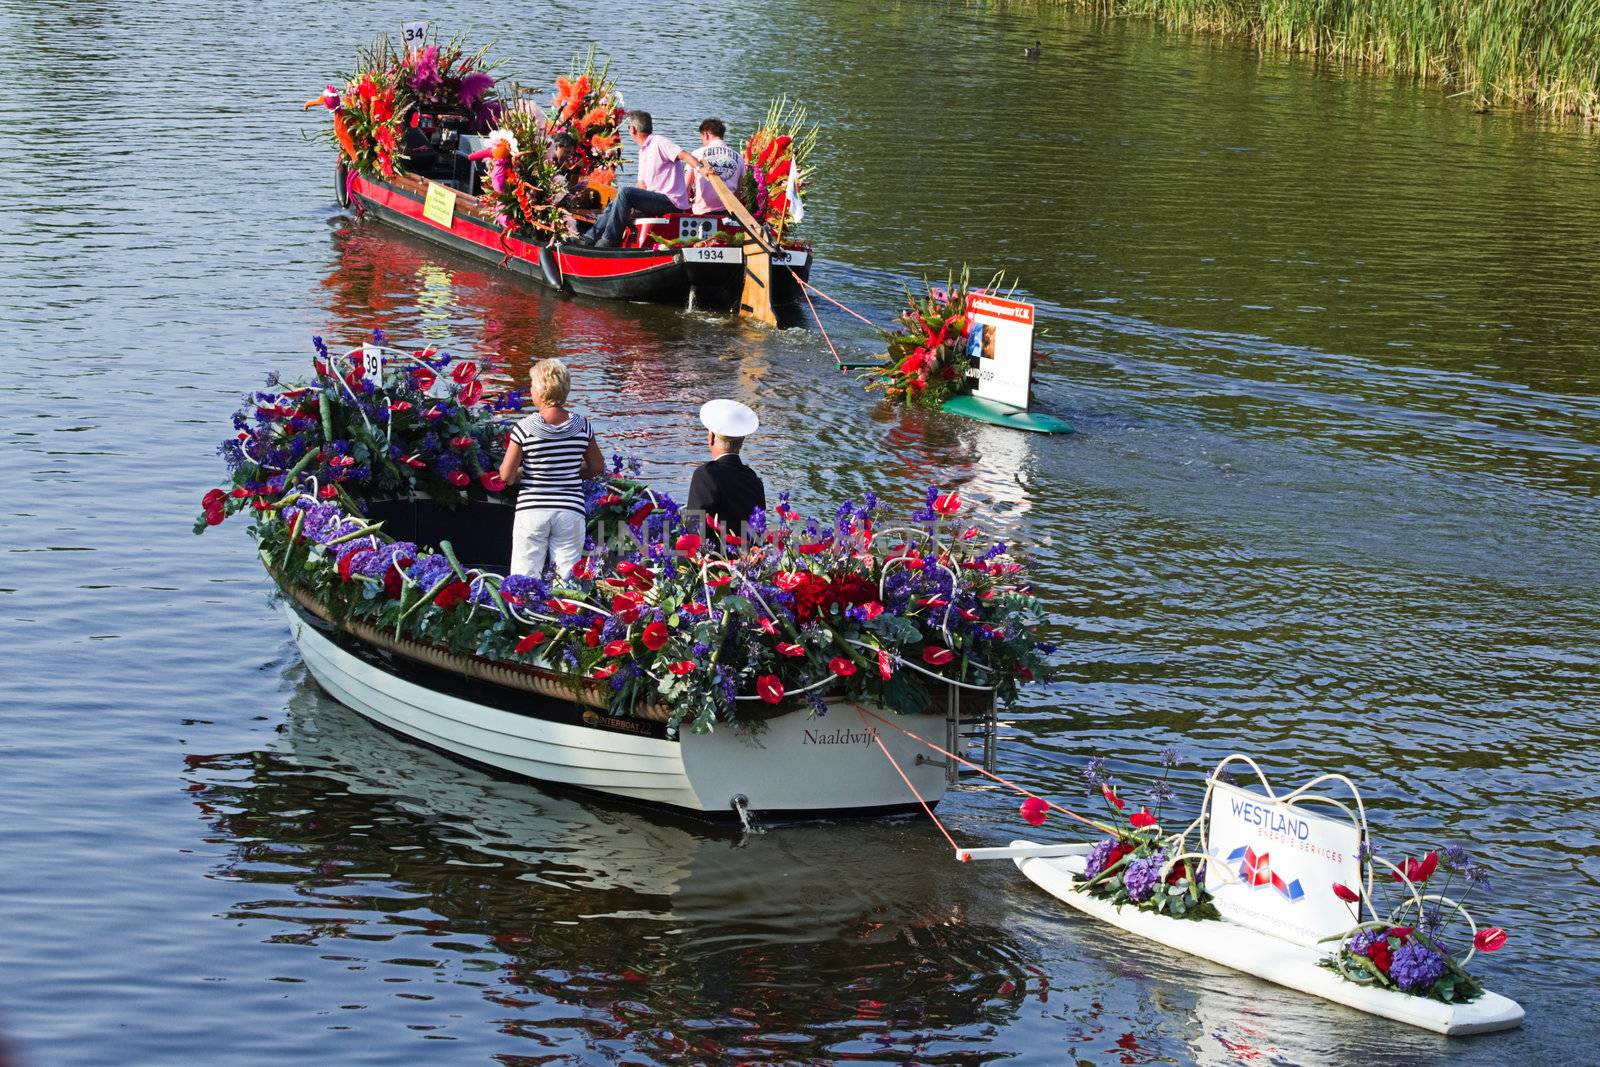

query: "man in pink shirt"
xmin=581 ymin=110 xmax=710 ymax=248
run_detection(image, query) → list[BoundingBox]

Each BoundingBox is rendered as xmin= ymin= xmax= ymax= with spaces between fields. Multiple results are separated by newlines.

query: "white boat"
xmin=280 ymin=593 xmax=969 ymax=819
xmin=1006 ymin=840 xmax=1525 ymax=1037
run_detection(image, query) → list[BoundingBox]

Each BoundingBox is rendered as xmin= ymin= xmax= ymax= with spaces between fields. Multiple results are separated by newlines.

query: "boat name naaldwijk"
xmin=802 ymin=727 xmax=880 ymax=746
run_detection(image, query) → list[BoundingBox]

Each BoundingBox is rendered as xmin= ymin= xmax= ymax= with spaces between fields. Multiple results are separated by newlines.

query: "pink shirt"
xmin=635 ymin=133 xmax=689 ymax=210
xmin=690 ymin=139 xmax=747 ymax=215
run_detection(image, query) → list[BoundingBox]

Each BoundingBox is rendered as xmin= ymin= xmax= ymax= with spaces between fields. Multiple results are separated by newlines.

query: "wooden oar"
xmin=699 ymin=171 xmax=778 ymax=326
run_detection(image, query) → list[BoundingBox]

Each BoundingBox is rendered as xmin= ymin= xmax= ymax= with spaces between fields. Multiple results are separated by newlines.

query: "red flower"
xmin=774 ymin=571 xmax=805 ymax=591
xmin=917 ymin=595 xmax=948 ymax=609
xmin=447 ymin=470 xmax=470 ymax=487
xmin=604 ymin=639 xmax=632 ymax=657
xmin=860 ymin=601 xmax=884 ymax=620
xmin=409 ymin=367 xmax=436 ymax=390
xmin=433 ymin=580 xmax=471 ymax=609
xmin=610 ymin=593 xmax=643 ymax=622
xmin=1332 ymin=882 xmax=1361 ymax=903
xmin=390 ymin=400 xmax=413 ymax=413
xmin=571 ymin=558 xmax=597 ymax=580
xmin=203 ymin=507 xmax=225 ymax=526
xmin=202 ymin=488 xmax=226 ymax=511
xmin=514 ymin=632 xmax=548 ymax=653
xmin=547 ymin=598 xmax=584 ymax=614
xmin=450 ymin=435 xmax=474 ymax=448
xmin=642 ymin=621 xmax=669 ymax=651
xmin=1367 ymin=939 xmax=1393 ymax=974
xmin=584 ymin=626 xmax=601 ymax=648
xmin=776 ymin=642 xmax=806 ymax=657
xmin=1129 ymin=807 xmax=1157 ymax=829
xmin=921 ymin=646 xmax=955 ymax=666
xmin=1020 ymin=796 xmax=1048 ymax=827
xmin=597 ymin=493 xmax=622 ymax=507
xmin=932 ymin=490 xmax=961 ymax=515
xmin=1392 ymin=851 xmax=1439 ymax=885
xmin=682 ymin=602 xmax=707 ymax=615
xmin=828 ymin=656 xmax=857 ymax=677
xmin=795 ymin=541 xmax=828 ymax=555
xmin=459 ymin=380 xmax=484 ymax=405
xmin=450 ymin=361 xmax=479 ymax=384
xmin=1473 ymin=927 xmax=1508 ymax=953
xmin=877 ymin=649 xmax=894 ymax=680
xmin=707 ymin=575 xmax=733 ymax=588
xmin=668 ymin=660 xmax=695 ymax=676
xmin=480 ymin=472 xmax=506 ymax=492
xmin=1165 ymin=859 xmax=1190 ymax=885
xmin=230 ymin=487 xmax=249 ymax=498
xmin=756 ymin=617 xmax=779 ymax=635
xmin=382 ymin=560 xmax=411 ymax=599
xmin=337 ymin=546 xmax=373 ymax=582
xmin=756 ymin=674 xmax=784 ymax=704
xmin=425 ymin=406 xmax=445 ymax=420
xmin=674 ymin=533 xmax=702 ymax=555
xmin=593 ymin=664 xmax=618 ymax=680
xmin=1102 ymin=783 xmax=1125 ymax=811
xmin=404 ymin=455 xmax=428 ymax=468
xmin=628 ymin=501 xmax=655 ymax=527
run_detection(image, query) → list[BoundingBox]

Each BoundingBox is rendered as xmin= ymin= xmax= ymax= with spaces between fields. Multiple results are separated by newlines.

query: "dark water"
xmin=4 ymin=1 xmax=1598 ymax=1063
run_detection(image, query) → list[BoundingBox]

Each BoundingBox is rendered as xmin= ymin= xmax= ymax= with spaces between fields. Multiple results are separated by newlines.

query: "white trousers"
xmin=511 ymin=508 xmax=585 ymax=578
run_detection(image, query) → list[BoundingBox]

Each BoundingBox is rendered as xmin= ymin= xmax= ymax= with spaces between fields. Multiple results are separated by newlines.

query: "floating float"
xmin=197 ymin=338 xmax=1051 ymax=819
xmin=310 ymin=36 xmax=814 ymax=323
xmin=947 ymin=754 xmax=1525 ymax=1036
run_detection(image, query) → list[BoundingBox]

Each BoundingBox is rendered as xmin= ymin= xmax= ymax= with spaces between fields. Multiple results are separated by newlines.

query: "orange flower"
xmin=332 ymin=113 xmax=358 ymax=161
xmin=584 ymin=168 xmax=615 ymax=189
xmin=575 ymin=104 xmax=611 ymax=134
xmin=588 ymin=132 xmax=619 ymax=154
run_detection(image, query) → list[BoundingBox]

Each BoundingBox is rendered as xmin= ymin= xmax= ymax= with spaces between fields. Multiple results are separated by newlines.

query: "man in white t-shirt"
xmin=688 ymin=118 xmax=746 ymax=216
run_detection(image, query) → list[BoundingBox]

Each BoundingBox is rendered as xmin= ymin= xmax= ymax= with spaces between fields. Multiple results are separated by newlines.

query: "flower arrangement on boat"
xmin=738 ymin=96 xmax=817 ymax=239
xmin=1063 ymin=751 xmax=1220 ymax=920
xmin=1322 ymin=845 xmax=1506 ymax=1003
xmin=544 ymin=49 xmax=625 ymax=204
xmin=198 ymin=339 xmax=1054 ymax=735
xmin=308 ymin=33 xmax=501 ymax=180
xmin=865 ymin=270 xmax=995 ymax=409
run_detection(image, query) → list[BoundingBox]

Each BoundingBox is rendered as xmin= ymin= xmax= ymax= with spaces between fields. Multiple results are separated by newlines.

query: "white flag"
xmin=786 ymin=167 xmax=804 ymax=224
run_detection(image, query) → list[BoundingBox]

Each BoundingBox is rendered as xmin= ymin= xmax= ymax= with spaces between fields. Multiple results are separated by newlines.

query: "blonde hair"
xmin=529 ymin=358 xmax=571 ymax=406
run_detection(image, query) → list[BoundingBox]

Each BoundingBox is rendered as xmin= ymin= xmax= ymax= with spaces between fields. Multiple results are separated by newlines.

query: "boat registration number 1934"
xmin=679 ymin=247 xmax=743 ymax=264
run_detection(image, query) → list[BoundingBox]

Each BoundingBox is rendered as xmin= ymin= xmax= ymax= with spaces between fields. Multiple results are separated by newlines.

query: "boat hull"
xmin=281 ymin=601 xmax=949 ymax=819
xmin=346 ymin=171 xmax=811 ymax=315
xmin=1011 ymin=840 xmax=1524 ymax=1036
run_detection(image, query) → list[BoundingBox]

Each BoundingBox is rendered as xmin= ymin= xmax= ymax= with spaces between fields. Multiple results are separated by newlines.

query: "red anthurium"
xmin=203 ymin=507 xmax=225 ymax=526
xmin=861 ymin=601 xmax=884 ymax=620
xmin=776 ymin=642 xmax=806 ymax=657
xmin=1102 ymin=783 xmax=1126 ymax=811
xmin=571 ymin=558 xmax=597 ymax=580
xmin=450 ymin=361 xmax=479 ymax=384
xmin=597 ymin=493 xmax=622 ymax=507
xmin=202 ymin=488 xmax=226 ymax=510
xmin=230 ymin=487 xmax=249 ymax=498
xmin=1332 ymin=883 xmax=1361 ymax=903
xmin=707 ymin=575 xmax=733 ymax=588
xmin=411 ymin=368 xmax=436 ymax=391
xmin=642 ymin=621 xmax=669 ymax=651
xmin=932 ymin=490 xmax=961 ymax=515
xmin=1393 ymin=851 xmax=1439 ymax=885
xmin=547 ymin=598 xmax=583 ymax=614
xmin=756 ymin=617 xmax=779 ymax=635
xmin=668 ymin=660 xmax=696 ymax=676
xmin=404 ymin=454 xmax=428 ymax=468
xmin=459 ymin=380 xmax=484 ymax=405
xmin=480 ymin=472 xmax=506 ymax=492
xmin=877 ymin=649 xmax=895 ymax=680
xmin=921 ymin=646 xmax=955 ymax=666
xmin=1129 ymin=807 xmax=1157 ymax=829
xmin=1473 ymin=927 xmax=1508 ymax=953
xmin=1020 ymin=797 xmax=1049 ymax=827
xmin=390 ymin=400 xmax=414 ymax=413
xmin=584 ymin=626 xmax=601 ymax=648
xmin=331 ymin=455 xmax=357 ymax=468
xmin=604 ymin=639 xmax=632 ymax=657
xmin=447 ymin=470 xmax=471 ymax=487
xmin=450 ymin=435 xmax=474 ymax=448
xmin=682 ymin=601 xmax=707 ymax=615
xmin=674 ymin=533 xmax=702 ymax=555
xmin=629 ymin=501 xmax=655 ymax=527
xmin=796 ymin=541 xmax=828 ymax=555
xmin=514 ymin=632 xmax=548 ymax=653
xmin=828 ymin=656 xmax=857 ymax=677
xmin=319 ymin=484 xmax=338 ymax=499
xmin=917 ymin=595 xmax=949 ymax=609
xmin=756 ymin=674 xmax=785 ymax=704
xmin=774 ymin=571 xmax=805 ymax=591
xmin=593 ymin=664 xmax=618 ymax=680
xmin=424 ymin=405 xmax=445 ymax=420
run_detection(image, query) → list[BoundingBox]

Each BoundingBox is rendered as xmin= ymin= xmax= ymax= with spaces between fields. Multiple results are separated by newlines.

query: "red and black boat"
xmin=337 ymin=164 xmax=811 ymax=320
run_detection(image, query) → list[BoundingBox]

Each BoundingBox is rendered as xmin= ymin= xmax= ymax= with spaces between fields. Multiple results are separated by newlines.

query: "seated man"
xmin=580 ymin=111 xmax=709 ymax=248
xmin=688 ymin=118 xmax=746 ymax=216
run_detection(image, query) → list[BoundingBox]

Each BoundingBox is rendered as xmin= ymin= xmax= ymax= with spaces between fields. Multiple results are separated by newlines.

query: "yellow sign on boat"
xmin=422 ymin=182 xmax=456 ymax=228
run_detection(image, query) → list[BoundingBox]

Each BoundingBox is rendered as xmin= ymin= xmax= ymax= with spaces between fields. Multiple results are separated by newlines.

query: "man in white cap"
xmin=687 ymin=398 xmax=766 ymax=539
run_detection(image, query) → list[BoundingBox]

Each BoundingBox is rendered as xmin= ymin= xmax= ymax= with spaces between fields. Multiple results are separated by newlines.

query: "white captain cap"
xmin=699 ymin=398 xmax=759 ymax=437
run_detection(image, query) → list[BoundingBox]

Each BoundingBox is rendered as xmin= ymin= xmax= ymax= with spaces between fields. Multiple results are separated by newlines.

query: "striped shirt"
xmin=510 ymin=412 xmax=594 ymax=514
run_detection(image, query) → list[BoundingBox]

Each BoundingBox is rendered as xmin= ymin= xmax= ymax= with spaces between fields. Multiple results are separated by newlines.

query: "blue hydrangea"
xmin=1389 ymin=939 xmax=1445 ymax=992
xmin=406 ymin=555 xmax=453 ymax=589
xmin=1123 ymin=855 xmax=1163 ymax=903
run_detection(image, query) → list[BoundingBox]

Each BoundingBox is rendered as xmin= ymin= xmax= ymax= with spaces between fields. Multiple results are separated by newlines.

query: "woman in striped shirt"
xmin=497 ymin=359 xmax=604 ymax=577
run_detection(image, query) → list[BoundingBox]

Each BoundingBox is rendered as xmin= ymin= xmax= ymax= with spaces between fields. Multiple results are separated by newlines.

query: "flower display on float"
xmin=1322 ymin=843 xmax=1507 ymax=1003
xmin=738 ymin=96 xmax=816 ymax=240
xmin=865 ymin=269 xmax=1004 ymax=409
xmin=198 ymin=338 xmax=1055 ymax=736
xmin=307 ymin=33 xmax=501 ymax=181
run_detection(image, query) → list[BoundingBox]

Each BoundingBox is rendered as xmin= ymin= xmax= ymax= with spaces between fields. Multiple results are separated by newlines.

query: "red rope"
xmin=793 ymin=274 xmax=880 ymax=330
xmin=798 ymin=273 xmax=844 ymax=369
xmin=855 ymin=705 xmax=963 ymax=854
xmin=853 ymin=704 xmax=1118 ymax=837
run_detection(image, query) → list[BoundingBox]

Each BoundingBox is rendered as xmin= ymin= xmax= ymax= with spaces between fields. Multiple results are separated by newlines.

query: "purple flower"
xmin=406 ymin=555 xmax=453 ymax=589
xmin=1348 ymin=928 xmax=1385 ymax=956
xmin=1160 ymin=747 xmax=1181 ymax=769
xmin=1147 ymin=780 xmax=1174 ymax=805
xmin=1123 ymin=855 xmax=1163 ymax=903
xmin=1082 ymin=838 xmax=1117 ymax=879
xmin=1443 ymin=845 xmax=1471 ymax=872
xmin=458 ymin=71 xmax=494 ymax=106
xmin=1389 ymin=939 xmax=1445 ymax=992
xmin=1082 ymin=756 xmax=1107 ymax=793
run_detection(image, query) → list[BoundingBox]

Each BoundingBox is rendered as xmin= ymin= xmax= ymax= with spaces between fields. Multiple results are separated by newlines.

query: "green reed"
xmin=1054 ymin=0 xmax=1600 ymax=118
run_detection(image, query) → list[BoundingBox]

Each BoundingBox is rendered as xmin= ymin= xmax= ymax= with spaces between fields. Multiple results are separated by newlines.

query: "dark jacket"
xmin=686 ymin=453 xmax=766 ymax=534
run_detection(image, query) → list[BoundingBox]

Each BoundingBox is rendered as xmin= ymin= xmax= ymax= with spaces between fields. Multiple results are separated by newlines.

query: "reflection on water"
xmin=2 ymin=0 xmax=1597 ymax=1062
